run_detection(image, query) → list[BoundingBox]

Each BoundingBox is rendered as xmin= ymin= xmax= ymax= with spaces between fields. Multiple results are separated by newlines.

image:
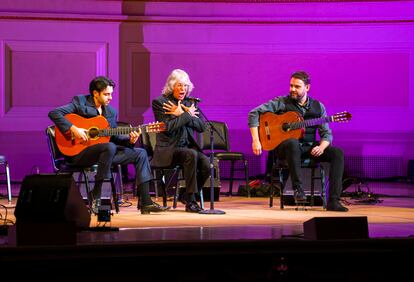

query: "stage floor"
xmin=1 ymin=180 xmax=414 ymax=245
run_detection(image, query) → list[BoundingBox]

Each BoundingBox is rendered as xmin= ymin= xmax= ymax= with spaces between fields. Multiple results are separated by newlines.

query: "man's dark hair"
xmin=89 ymin=76 xmax=115 ymax=95
xmin=291 ymin=71 xmax=311 ymax=85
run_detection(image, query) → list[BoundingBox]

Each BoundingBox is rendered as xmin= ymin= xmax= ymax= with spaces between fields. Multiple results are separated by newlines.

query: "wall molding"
xmin=1 ymin=14 xmax=414 ymax=25
xmin=130 ymin=1 xmax=410 ymax=2
xmin=124 ymin=43 xmax=151 ymax=119
xmin=0 ymin=40 xmax=107 ymax=129
xmin=1 ymin=0 xmax=414 ymax=24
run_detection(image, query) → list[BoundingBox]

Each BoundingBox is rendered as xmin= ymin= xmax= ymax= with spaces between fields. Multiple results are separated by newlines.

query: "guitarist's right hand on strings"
xmin=70 ymin=125 xmax=88 ymax=142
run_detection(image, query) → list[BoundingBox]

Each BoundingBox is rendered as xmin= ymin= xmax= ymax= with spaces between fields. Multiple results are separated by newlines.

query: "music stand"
xmin=197 ymin=106 xmax=225 ymax=215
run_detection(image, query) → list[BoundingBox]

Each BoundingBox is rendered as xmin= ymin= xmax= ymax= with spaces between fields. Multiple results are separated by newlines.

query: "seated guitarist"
xmin=48 ymin=76 xmax=169 ymax=214
xmin=248 ymin=71 xmax=348 ymax=212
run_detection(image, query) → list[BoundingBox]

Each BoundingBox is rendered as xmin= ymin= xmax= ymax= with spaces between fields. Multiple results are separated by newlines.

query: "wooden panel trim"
xmin=1 ymin=14 xmax=414 ymax=24
xmin=0 ymin=40 xmax=107 ymax=126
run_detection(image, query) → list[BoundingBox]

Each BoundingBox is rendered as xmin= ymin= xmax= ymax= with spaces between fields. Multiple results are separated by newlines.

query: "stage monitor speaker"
xmin=303 ymin=216 xmax=369 ymax=240
xmin=14 ymin=174 xmax=91 ymax=229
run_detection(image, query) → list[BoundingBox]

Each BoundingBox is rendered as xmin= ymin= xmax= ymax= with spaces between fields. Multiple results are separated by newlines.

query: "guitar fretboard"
xmin=289 ymin=116 xmax=333 ymax=130
xmin=98 ymin=125 xmax=147 ymax=137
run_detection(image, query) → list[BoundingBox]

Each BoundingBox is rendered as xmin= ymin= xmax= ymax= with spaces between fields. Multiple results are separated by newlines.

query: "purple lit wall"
xmin=1 ymin=0 xmax=414 ymax=181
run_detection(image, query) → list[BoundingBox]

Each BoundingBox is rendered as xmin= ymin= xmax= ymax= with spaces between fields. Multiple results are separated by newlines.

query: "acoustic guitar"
xmin=259 ymin=111 xmax=352 ymax=151
xmin=55 ymin=113 xmax=166 ymax=156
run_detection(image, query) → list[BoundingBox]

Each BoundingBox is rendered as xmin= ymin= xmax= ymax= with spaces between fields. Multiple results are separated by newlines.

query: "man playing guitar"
xmin=48 ymin=76 xmax=168 ymax=215
xmin=248 ymin=71 xmax=348 ymax=212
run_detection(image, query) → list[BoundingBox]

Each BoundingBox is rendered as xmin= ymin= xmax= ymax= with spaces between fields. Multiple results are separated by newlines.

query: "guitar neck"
xmin=289 ymin=116 xmax=333 ymax=130
xmin=98 ymin=125 xmax=147 ymax=137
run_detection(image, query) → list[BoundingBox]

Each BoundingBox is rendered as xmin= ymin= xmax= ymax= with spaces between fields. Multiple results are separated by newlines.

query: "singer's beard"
xmin=290 ymin=92 xmax=305 ymax=103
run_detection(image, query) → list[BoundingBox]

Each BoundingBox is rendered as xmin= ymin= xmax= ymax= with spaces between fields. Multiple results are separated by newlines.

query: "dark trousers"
xmin=67 ymin=143 xmax=152 ymax=200
xmin=272 ymin=138 xmax=344 ymax=202
xmin=171 ymin=148 xmax=210 ymax=194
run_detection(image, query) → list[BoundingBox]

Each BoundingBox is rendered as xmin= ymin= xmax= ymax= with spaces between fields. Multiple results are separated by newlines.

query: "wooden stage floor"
xmin=1 ymin=180 xmax=414 ymax=244
xmin=83 ymin=193 xmax=414 ymax=244
xmin=0 ymin=183 xmax=414 ymax=244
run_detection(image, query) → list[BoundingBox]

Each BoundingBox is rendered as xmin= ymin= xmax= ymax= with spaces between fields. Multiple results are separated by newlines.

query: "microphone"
xmin=185 ymin=97 xmax=202 ymax=103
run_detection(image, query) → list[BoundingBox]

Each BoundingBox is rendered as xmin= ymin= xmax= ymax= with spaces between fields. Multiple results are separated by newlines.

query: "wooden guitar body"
xmin=259 ymin=111 xmax=304 ymax=151
xmin=54 ymin=113 xmax=165 ymax=156
xmin=55 ymin=114 xmax=111 ymax=156
xmin=258 ymin=110 xmax=351 ymax=151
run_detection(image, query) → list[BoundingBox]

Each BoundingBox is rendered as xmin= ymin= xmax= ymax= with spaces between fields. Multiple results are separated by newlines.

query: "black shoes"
xmin=140 ymin=202 xmax=170 ymax=215
xmin=178 ymin=193 xmax=203 ymax=213
xmin=293 ymin=190 xmax=307 ymax=203
xmin=185 ymin=201 xmax=203 ymax=213
xmin=327 ymin=201 xmax=349 ymax=212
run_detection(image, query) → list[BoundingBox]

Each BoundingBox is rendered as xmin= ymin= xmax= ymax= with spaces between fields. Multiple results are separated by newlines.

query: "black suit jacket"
xmin=48 ymin=94 xmax=131 ymax=149
xmin=151 ymin=95 xmax=206 ymax=167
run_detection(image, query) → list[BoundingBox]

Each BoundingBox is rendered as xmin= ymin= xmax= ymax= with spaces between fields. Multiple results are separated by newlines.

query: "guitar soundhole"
xmin=282 ymin=123 xmax=290 ymax=132
xmin=88 ymin=127 xmax=99 ymax=139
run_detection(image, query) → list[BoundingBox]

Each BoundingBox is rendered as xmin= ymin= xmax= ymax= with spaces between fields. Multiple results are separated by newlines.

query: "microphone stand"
xmin=197 ymin=104 xmax=225 ymax=215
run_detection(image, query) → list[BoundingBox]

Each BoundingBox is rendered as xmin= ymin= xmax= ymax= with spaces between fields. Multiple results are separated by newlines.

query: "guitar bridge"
xmin=265 ymin=122 xmax=270 ymax=140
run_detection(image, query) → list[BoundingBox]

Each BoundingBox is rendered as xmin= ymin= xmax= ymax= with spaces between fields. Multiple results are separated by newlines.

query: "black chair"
xmin=198 ymin=121 xmax=249 ymax=197
xmin=140 ymin=130 xmax=204 ymax=209
xmin=45 ymin=125 xmax=120 ymax=213
xmin=269 ymin=157 xmax=326 ymax=210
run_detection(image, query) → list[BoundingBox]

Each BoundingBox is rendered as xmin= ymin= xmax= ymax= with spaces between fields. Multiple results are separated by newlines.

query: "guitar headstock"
xmin=146 ymin=122 xmax=166 ymax=133
xmin=332 ymin=111 xmax=352 ymax=122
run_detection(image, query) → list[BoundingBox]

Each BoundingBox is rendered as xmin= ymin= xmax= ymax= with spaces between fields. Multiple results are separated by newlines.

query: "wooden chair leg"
xmin=110 ymin=177 xmax=119 ymax=213
xmin=320 ymin=165 xmax=327 ymax=209
xmin=115 ymin=164 xmax=124 ymax=203
xmin=161 ymin=180 xmax=168 ymax=208
xmin=173 ymin=184 xmax=179 ymax=209
xmin=270 ymin=165 xmax=285 ymax=209
xmin=310 ymin=167 xmax=316 ymax=207
xmin=161 ymin=170 xmax=168 ymax=208
xmin=152 ymin=170 xmax=159 ymax=200
xmin=244 ymin=159 xmax=250 ymax=198
xmin=269 ymin=165 xmax=275 ymax=208
xmin=228 ymin=160 xmax=235 ymax=196
xmin=279 ymin=168 xmax=285 ymax=209
xmin=81 ymin=171 xmax=93 ymax=211
xmin=165 ymin=167 xmax=180 ymax=209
